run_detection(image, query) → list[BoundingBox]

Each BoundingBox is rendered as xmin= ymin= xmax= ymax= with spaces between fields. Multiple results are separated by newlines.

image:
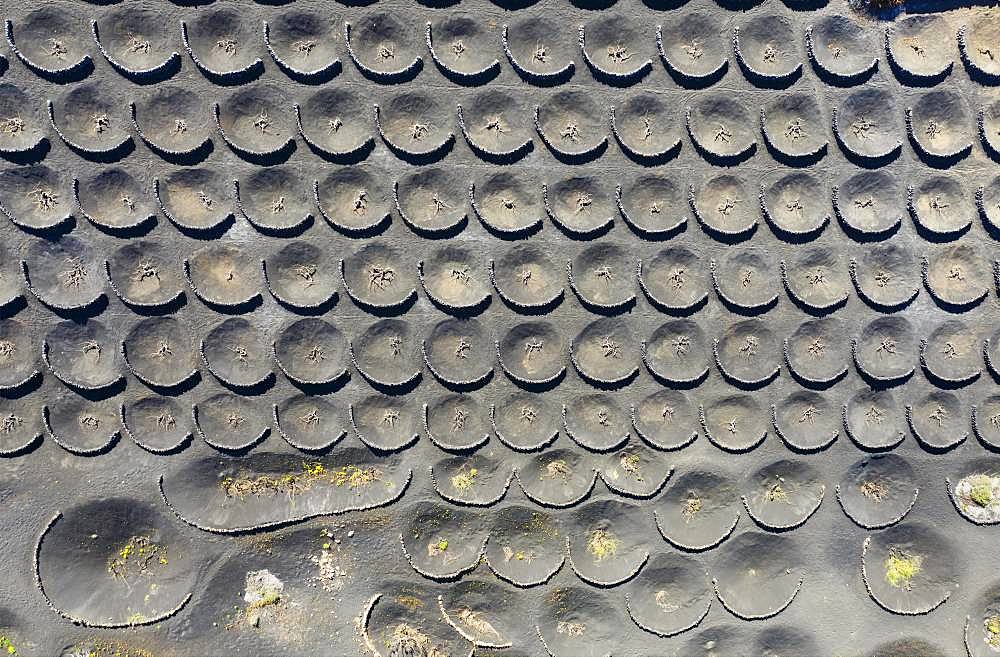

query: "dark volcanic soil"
xmin=0 ymin=0 xmax=999 ymax=655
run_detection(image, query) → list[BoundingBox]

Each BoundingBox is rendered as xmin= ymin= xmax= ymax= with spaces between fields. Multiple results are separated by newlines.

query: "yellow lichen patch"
xmin=107 ymin=535 xmax=168 ymax=581
xmin=586 ymin=529 xmax=620 ymax=561
xmin=450 ymin=466 xmax=478 ymax=491
xmin=884 ymin=548 xmax=922 ymax=590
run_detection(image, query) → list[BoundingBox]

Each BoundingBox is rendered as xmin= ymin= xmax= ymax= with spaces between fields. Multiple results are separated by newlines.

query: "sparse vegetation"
xmin=556 ymin=620 xmax=586 ymax=636
xmin=303 ymin=461 xmax=326 ymax=477
xmin=107 ymin=535 xmax=168 ymax=581
xmin=0 ymin=635 xmax=17 ymax=655
xmin=453 ymin=607 xmax=502 ymax=641
xmin=985 ymin=614 xmax=1000 ymax=648
xmin=682 ymin=492 xmax=703 ymax=521
xmin=586 ymin=529 xmax=620 ymax=561
xmin=861 ymin=480 xmax=889 ymax=503
xmin=764 ymin=478 xmax=790 ymax=503
xmin=64 ymin=641 xmax=156 ymax=657
xmin=451 ymin=466 xmax=478 ymax=491
xmin=426 ymin=537 xmax=451 ymax=559
xmin=220 ymin=462 xmax=385 ymax=499
xmin=386 ymin=623 xmax=438 ymax=656
xmin=502 ymin=546 xmax=536 ymax=563
xmin=619 ymin=453 xmax=643 ymax=482
xmin=310 ymin=528 xmax=350 ymax=592
xmin=884 ymin=548 xmax=922 ymax=590
xmin=969 ymin=475 xmax=995 ymax=508
xmin=396 ymin=595 xmax=424 ymax=611
xmin=851 ymin=0 xmax=905 ymax=10
xmin=542 ymin=459 xmax=572 ymax=482
xmin=524 ymin=511 xmax=559 ymax=539
xmin=955 ymin=474 xmax=1000 ymax=522
xmin=332 ymin=464 xmax=384 ymax=489
xmin=241 ymin=569 xmax=284 ymax=629
xmin=655 ymin=590 xmax=679 ymax=612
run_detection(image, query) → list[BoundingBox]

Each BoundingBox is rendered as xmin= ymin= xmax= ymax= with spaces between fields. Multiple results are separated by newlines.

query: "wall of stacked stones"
xmin=0 ymin=0 xmax=998 ymax=654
